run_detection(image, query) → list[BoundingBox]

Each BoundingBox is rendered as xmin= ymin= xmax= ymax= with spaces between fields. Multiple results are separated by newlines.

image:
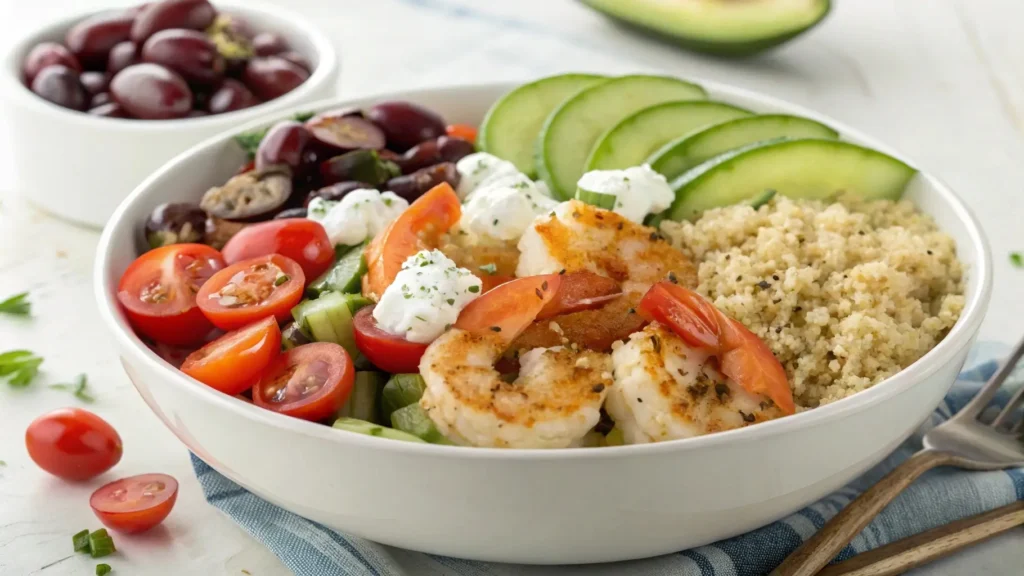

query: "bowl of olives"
xmin=3 ymin=0 xmax=339 ymax=228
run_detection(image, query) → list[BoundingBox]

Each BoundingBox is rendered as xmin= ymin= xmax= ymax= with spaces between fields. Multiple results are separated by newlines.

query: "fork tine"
xmin=992 ymin=384 xmax=1024 ymax=429
xmin=958 ymin=334 xmax=1024 ymax=420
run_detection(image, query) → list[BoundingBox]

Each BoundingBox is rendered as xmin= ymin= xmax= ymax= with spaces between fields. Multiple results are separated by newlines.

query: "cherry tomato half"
xmin=352 ymin=306 xmax=428 ymax=374
xmin=25 ymin=408 xmax=123 ymax=481
xmin=90 ymin=473 xmax=178 ymax=533
xmin=197 ymin=254 xmax=305 ymax=330
xmin=252 ymin=342 xmax=354 ymax=422
xmin=221 ymin=219 xmax=334 ymax=281
xmin=181 ymin=316 xmax=282 ymax=395
xmin=445 ymin=123 xmax=477 ymax=144
xmin=117 ymin=244 xmax=225 ymax=346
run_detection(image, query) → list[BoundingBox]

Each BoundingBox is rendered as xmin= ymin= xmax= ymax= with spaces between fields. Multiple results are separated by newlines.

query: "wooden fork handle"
xmin=771 ymin=449 xmax=957 ymax=576
xmin=817 ymin=501 xmax=1024 ymax=576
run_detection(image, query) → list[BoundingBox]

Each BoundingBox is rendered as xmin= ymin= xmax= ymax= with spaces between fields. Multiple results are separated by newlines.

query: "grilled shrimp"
xmin=419 ymin=274 xmax=620 ymax=448
xmin=607 ymin=282 xmax=795 ymax=443
xmin=512 ymin=200 xmax=696 ymax=351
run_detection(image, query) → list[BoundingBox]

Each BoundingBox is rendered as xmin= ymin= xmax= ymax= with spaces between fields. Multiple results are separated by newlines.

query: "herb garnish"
xmin=478 ymin=263 xmax=497 ymax=275
xmin=96 ymin=564 xmax=112 ymax=575
xmin=50 ymin=374 xmax=94 ymax=403
xmin=0 ymin=350 xmax=43 ymax=387
xmin=1012 ymin=252 xmax=1023 ymax=268
xmin=0 ymin=292 xmax=30 ymax=316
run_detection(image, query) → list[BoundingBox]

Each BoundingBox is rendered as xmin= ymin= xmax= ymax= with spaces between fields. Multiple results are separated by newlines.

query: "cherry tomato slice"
xmin=117 ymin=243 xmax=225 ymax=346
xmin=25 ymin=408 xmax=123 ymax=481
xmin=90 ymin=473 xmax=178 ymax=533
xmin=197 ymin=254 xmax=305 ymax=330
xmin=352 ymin=306 xmax=429 ymax=374
xmin=181 ymin=316 xmax=282 ymax=395
xmin=445 ymin=123 xmax=477 ymax=144
xmin=221 ymin=219 xmax=334 ymax=281
xmin=252 ymin=342 xmax=354 ymax=422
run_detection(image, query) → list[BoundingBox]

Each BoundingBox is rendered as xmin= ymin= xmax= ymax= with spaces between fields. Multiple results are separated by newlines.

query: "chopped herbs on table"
xmin=50 ymin=374 xmax=94 ymax=403
xmin=0 ymin=350 xmax=43 ymax=387
xmin=72 ymin=529 xmax=91 ymax=553
xmin=0 ymin=291 xmax=30 ymax=316
xmin=88 ymin=529 xmax=116 ymax=558
xmin=1011 ymin=252 xmax=1023 ymax=268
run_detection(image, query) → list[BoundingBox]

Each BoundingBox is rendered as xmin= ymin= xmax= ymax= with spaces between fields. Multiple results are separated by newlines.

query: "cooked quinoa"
xmin=660 ymin=196 xmax=965 ymax=408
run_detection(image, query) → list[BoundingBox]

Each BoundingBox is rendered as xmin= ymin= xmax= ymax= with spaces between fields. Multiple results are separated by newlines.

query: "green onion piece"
xmin=96 ymin=563 xmax=112 ymax=575
xmin=72 ymin=529 xmax=91 ymax=553
xmin=88 ymin=529 xmax=116 ymax=558
xmin=574 ymin=187 xmax=616 ymax=210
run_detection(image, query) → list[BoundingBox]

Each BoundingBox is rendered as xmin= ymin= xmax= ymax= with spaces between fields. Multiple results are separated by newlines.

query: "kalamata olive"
xmin=304 ymin=181 xmax=367 ymax=207
xmin=31 ymin=65 xmax=88 ymax=111
xmin=131 ymin=0 xmax=217 ymax=44
xmin=145 ymin=202 xmax=207 ymax=248
xmin=203 ymin=216 xmax=248 ymax=250
xmin=107 ymin=41 xmax=138 ymax=75
xmin=252 ymin=33 xmax=288 ymax=57
xmin=208 ymin=78 xmax=259 ymax=114
xmin=200 ymin=166 xmax=292 ymax=220
xmin=242 ymin=56 xmax=308 ymax=101
xmin=187 ymin=109 xmax=208 ymax=118
xmin=110 ymin=63 xmax=193 ymax=119
xmin=276 ymin=51 xmax=311 ymax=73
xmin=398 ymin=136 xmax=474 ymax=174
xmin=141 ymin=29 xmax=224 ymax=85
xmin=320 ymin=150 xmax=400 ymax=187
xmin=365 ymin=101 xmax=446 ymax=152
xmin=90 ymin=92 xmax=112 ymax=107
xmin=23 ymin=42 xmax=81 ymax=83
xmin=274 ymin=207 xmax=308 ymax=220
xmin=65 ymin=11 xmax=134 ymax=69
xmin=384 ymin=162 xmax=460 ymax=203
xmin=306 ymin=113 xmax=385 ymax=153
xmin=88 ymin=102 xmax=129 ymax=118
xmin=256 ymin=121 xmax=310 ymax=171
xmin=79 ymin=71 xmax=108 ymax=95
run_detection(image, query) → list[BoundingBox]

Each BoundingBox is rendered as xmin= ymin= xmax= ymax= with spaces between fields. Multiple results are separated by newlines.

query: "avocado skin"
xmin=579 ymin=0 xmax=831 ymax=58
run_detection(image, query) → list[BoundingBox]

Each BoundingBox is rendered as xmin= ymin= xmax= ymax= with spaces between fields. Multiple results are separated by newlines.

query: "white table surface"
xmin=1 ymin=0 xmax=1022 ymax=574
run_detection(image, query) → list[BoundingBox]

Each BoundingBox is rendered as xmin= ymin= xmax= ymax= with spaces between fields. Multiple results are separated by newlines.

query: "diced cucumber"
xmin=308 ymin=242 xmax=367 ymax=297
xmin=537 ymin=75 xmax=706 ymax=200
xmin=291 ymin=292 xmax=358 ymax=356
xmin=478 ymin=73 xmax=606 ymax=177
xmin=390 ymin=403 xmax=448 ymax=444
xmin=380 ymin=373 xmax=426 ymax=423
xmin=585 ymin=100 xmax=750 ymax=171
xmin=648 ymin=114 xmax=839 ymax=181
xmin=332 ymin=417 xmax=426 ymax=443
xmin=338 ymin=371 xmax=384 ymax=422
xmin=605 ymin=427 xmax=625 ymax=446
xmin=668 ymin=139 xmax=917 ymax=221
xmin=574 ymin=187 xmax=616 ymax=210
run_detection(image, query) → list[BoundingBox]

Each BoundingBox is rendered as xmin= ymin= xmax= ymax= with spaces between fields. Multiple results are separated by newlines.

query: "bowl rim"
xmin=0 ymin=0 xmax=338 ymax=130
xmin=94 ymin=78 xmax=994 ymax=461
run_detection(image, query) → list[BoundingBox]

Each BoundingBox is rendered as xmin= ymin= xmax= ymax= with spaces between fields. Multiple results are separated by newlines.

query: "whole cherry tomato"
xmin=26 ymin=408 xmax=122 ymax=481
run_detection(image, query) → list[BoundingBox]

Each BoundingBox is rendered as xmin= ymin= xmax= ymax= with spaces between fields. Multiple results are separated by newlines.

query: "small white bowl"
xmin=95 ymin=81 xmax=992 ymax=564
xmin=2 ymin=0 xmax=338 ymax=228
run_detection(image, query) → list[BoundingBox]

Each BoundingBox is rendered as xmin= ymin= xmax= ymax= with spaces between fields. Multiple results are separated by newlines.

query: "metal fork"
xmin=772 ymin=335 xmax=1024 ymax=576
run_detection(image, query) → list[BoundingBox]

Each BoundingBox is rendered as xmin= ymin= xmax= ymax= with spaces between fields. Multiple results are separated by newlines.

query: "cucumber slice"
xmin=585 ymin=100 xmax=750 ymax=171
xmin=308 ymin=242 xmax=367 ymax=297
xmin=478 ymin=73 xmax=606 ymax=177
xmin=574 ymin=188 xmax=616 ymax=210
xmin=380 ymin=373 xmax=427 ymax=423
xmin=339 ymin=371 xmax=384 ymax=422
xmin=390 ymin=403 xmax=448 ymax=444
xmin=667 ymin=139 xmax=917 ymax=221
xmin=332 ymin=417 xmax=426 ymax=443
xmin=537 ymin=75 xmax=706 ymax=200
xmin=291 ymin=292 xmax=358 ymax=356
xmin=648 ymin=114 xmax=839 ymax=181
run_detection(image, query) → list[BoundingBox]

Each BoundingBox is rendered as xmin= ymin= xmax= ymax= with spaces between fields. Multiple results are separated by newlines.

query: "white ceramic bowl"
xmin=94 ymin=81 xmax=992 ymax=564
xmin=2 ymin=0 xmax=338 ymax=228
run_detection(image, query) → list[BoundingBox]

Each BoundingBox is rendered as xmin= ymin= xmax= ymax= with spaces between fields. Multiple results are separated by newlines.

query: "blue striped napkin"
xmin=191 ymin=342 xmax=1024 ymax=576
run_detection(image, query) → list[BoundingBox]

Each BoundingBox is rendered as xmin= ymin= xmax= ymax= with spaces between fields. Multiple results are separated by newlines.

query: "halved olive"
xmin=306 ymin=112 xmax=385 ymax=152
xmin=320 ymin=150 xmax=400 ymax=187
xmin=203 ymin=216 xmax=248 ymax=250
xmin=384 ymin=162 xmax=460 ymax=203
xmin=199 ymin=166 xmax=291 ymax=220
xmin=145 ymin=202 xmax=207 ymax=249
xmin=304 ymin=181 xmax=368 ymax=206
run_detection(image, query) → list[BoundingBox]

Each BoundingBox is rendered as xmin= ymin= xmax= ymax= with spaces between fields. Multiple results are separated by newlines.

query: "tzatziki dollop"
xmin=576 ymin=164 xmax=674 ymax=223
xmin=307 ymin=189 xmax=408 ymax=247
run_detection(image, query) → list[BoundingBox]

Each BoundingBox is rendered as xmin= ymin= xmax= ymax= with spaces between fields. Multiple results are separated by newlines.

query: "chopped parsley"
xmin=478 ymin=263 xmax=497 ymax=275
xmin=1011 ymin=252 xmax=1023 ymax=268
xmin=274 ymin=275 xmax=290 ymax=286
xmin=50 ymin=373 xmax=94 ymax=403
xmin=0 ymin=350 xmax=43 ymax=387
xmin=0 ymin=292 xmax=30 ymax=316
xmin=467 ymin=285 xmax=480 ymax=293
xmin=446 ymin=298 xmax=455 ymax=306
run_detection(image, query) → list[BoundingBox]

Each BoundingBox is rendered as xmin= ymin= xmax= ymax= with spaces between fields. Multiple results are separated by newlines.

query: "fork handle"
xmin=771 ymin=449 xmax=956 ymax=576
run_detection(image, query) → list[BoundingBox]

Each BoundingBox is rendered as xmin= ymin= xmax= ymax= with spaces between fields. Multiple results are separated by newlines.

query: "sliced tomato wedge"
xmin=445 ymin=124 xmax=477 ymax=144
xmin=363 ymin=182 xmax=461 ymax=299
xmin=252 ymin=342 xmax=354 ymax=422
xmin=221 ymin=219 xmax=334 ymax=281
xmin=352 ymin=306 xmax=429 ymax=374
xmin=197 ymin=254 xmax=305 ymax=330
xmin=455 ymin=275 xmax=561 ymax=344
xmin=181 ymin=316 xmax=282 ymax=395
xmin=117 ymin=244 xmax=225 ymax=346
xmin=90 ymin=473 xmax=178 ymax=533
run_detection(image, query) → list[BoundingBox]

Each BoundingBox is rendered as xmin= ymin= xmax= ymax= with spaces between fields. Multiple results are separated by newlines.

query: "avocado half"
xmin=580 ymin=0 xmax=831 ymax=57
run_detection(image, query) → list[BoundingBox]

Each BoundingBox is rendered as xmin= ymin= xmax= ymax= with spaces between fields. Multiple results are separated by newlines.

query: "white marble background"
xmin=1 ymin=0 xmax=1022 ymax=574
